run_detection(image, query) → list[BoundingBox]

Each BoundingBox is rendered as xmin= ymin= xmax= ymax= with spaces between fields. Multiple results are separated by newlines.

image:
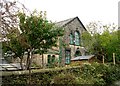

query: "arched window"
xmin=75 ymin=50 xmax=81 ymax=57
xmin=69 ymin=33 xmax=74 ymax=44
xmin=75 ymin=31 xmax=80 ymax=45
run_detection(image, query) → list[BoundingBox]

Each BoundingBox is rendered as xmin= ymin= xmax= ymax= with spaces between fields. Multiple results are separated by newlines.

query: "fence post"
xmin=113 ymin=53 xmax=115 ymax=65
xmin=102 ymin=55 xmax=104 ymax=64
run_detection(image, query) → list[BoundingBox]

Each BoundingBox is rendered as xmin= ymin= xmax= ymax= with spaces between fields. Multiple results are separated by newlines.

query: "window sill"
xmin=65 ymin=63 xmax=70 ymax=65
xmin=75 ymin=44 xmax=80 ymax=46
xmin=69 ymin=43 xmax=74 ymax=45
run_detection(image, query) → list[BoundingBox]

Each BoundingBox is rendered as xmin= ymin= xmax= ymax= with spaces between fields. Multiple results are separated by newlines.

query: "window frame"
xmin=65 ymin=50 xmax=71 ymax=64
xmin=48 ymin=55 xmax=51 ymax=64
xmin=69 ymin=33 xmax=74 ymax=45
xmin=75 ymin=31 xmax=80 ymax=46
xmin=52 ymin=55 xmax=55 ymax=63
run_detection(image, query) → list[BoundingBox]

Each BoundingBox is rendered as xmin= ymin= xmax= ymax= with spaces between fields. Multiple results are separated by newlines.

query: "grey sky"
xmin=19 ymin=0 xmax=119 ymax=25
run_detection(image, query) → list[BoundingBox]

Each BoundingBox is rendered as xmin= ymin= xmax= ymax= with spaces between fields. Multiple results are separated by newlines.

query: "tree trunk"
xmin=26 ymin=51 xmax=30 ymax=70
xmin=29 ymin=50 xmax=32 ymax=85
xmin=42 ymin=54 xmax=44 ymax=68
xmin=20 ymin=57 xmax=23 ymax=70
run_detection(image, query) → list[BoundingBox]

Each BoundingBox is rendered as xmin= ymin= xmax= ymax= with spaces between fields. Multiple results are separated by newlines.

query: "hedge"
xmin=1 ymin=63 xmax=120 ymax=86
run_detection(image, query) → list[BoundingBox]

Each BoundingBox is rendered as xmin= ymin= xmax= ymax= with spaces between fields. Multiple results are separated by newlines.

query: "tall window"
xmin=48 ymin=55 xmax=51 ymax=64
xmin=52 ymin=55 xmax=55 ymax=63
xmin=75 ymin=31 xmax=80 ymax=45
xmin=48 ymin=55 xmax=55 ymax=64
xmin=65 ymin=50 xmax=71 ymax=64
xmin=70 ymin=33 xmax=74 ymax=44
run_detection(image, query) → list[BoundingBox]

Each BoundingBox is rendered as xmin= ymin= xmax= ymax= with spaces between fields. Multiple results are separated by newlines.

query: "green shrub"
xmin=52 ymin=73 xmax=77 ymax=85
xmin=103 ymin=64 xmax=120 ymax=85
xmin=70 ymin=61 xmax=81 ymax=66
xmin=2 ymin=62 xmax=120 ymax=85
xmin=75 ymin=63 xmax=106 ymax=85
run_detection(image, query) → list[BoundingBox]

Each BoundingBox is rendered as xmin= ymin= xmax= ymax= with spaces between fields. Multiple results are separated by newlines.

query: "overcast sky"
xmin=19 ymin=0 xmax=119 ymax=26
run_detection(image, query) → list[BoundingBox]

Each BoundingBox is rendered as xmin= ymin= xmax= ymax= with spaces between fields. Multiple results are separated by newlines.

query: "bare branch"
xmin=0 ymin=0 xmax=29 ymax=39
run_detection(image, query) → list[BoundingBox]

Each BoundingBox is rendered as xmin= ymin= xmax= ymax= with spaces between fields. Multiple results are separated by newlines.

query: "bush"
xmin=75 ymin=63 xmax=106 ymax=85
xmin=103 ymin=64 xmax=120 ymax=85
xmin=2 ymin=62 xmax=120 ymax=85
xmin=52 ymin=73 xmax=77 ymax=85
xmin=70 ymin=61 xmax=81 ymax=66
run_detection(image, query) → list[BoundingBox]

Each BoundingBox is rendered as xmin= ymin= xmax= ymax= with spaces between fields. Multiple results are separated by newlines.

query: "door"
xmin=65 ymin=50 xmax=71 ymax=64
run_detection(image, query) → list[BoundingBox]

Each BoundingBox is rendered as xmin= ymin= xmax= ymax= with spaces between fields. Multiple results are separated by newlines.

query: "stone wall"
xmin=11 ymin=54 xmax=59 ymax=67
xmin=61 ymin=18 xmax=86 ymax=61
xmin=9 ymin=17 xmax=87 ymax=66
xmin=32 ymin=54 xmax=59 ymax=67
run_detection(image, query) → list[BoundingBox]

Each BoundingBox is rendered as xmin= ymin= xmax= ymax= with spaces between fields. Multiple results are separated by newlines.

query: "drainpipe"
xmin=74 ymin=40 xmax=76 ymax=58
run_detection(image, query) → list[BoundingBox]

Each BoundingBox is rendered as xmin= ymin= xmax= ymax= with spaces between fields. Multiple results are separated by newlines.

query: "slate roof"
xmin=71 ymin=55 xmax=95 ymax=61
xmin=55 ymin=16 xmax=87 ymax=31
xmin=0 ymin=64 xmax=18 ymax=71
xmin=0 ymin=58 xmax=24 ymax=71
xmin=55 ymin=17 xmax=74 ymax=27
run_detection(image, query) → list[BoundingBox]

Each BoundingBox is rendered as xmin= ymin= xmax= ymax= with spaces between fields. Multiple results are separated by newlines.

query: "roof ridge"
xmin=55 ymin=16 xmax=87 ymax=31
xmin=55 ymin=16 xmax=77 ymax=27
xmin=56 ymin=17 xmax=75 ymax=23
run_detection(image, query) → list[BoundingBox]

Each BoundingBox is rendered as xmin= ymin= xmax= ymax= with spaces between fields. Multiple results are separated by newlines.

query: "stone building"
xmin=56 ymin=16 xmax=87 ymax=65
xmin=3 ymin=16 xmax=87 ymax=67
xmin=32 ymin=16 xmax=87 ymax=66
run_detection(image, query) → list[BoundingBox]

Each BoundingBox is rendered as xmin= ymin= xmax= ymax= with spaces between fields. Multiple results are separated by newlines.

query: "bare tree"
xmin=0 ymin=0 xmax=28 ymax=40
